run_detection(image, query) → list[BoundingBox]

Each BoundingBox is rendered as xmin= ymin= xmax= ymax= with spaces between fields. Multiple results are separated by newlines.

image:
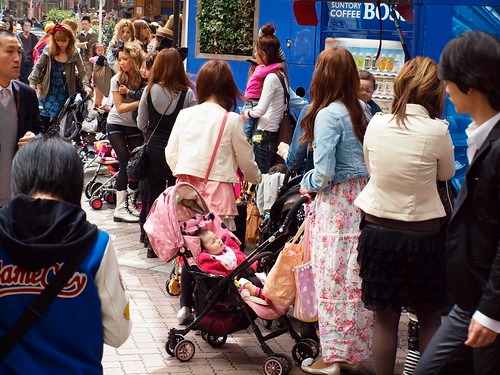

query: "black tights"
xmin=373 ymin=309 xmax=441 ymax=375
xmin=108 ymin=132 xmax=142 ymax=191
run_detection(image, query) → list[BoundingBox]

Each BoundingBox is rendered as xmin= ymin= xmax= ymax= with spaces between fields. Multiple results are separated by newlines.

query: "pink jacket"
xmin=244 ymin=63 xmax=281 ymax=99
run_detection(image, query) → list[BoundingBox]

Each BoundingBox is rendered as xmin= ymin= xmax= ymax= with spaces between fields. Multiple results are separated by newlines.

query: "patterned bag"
xmin=93 ymin=64 xmax=113 ymax=97
xmin=293 ymin=262 xmax=318 ymax=322
xmin=263 ymin=221 xmax=305 ymax=307
xmin=293 ymin=215 xmax=318 ymax=322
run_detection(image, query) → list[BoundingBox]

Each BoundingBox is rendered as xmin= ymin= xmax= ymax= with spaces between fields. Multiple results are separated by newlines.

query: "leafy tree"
xmin=45 ymin=9 xmax=74 ymax=24
xmin=198 ymin=0 xmax=255 ymax=56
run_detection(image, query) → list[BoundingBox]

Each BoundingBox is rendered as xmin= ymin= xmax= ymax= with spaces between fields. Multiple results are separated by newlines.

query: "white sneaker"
xmin=177 ymin=306 xmax=194 ymax=325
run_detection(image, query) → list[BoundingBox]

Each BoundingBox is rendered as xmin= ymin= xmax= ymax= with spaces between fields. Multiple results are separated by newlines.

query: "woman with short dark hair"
xmin=0 ymin=137 xmax=131 ymax=373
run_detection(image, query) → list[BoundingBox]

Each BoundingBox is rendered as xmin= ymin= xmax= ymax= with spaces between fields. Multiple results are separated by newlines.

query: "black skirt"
xmin=357 ymin=221 xmax=447 ymax=312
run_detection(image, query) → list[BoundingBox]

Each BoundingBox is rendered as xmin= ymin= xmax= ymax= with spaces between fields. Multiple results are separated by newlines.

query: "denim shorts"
xmin=106 ymin=123 xmax=143 ymax=139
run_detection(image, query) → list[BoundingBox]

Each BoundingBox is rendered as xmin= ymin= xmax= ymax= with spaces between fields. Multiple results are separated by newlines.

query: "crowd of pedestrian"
xmin=0 ymin=6 xmax=498 ymax=375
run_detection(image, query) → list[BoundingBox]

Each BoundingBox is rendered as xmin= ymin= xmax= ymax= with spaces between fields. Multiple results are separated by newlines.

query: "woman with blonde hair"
xmin=133 ymin=19 xmax=152 ymax=52
xmin=106 ymin=19 xmax=135 ymax=71
xmin=29 ymin=23 xmax=89 ymax=130
xmin=355 ymin=56 xmax=455 ymax=374
xmin=299 ymin=47 xmax=374 ymax=375
xmin=137 ymin=48 xmax=196 ymax=257
xmin=106 ymin=42 xmax=144 ymax=223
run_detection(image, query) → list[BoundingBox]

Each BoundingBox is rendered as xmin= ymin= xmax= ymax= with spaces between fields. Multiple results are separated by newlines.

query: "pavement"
xmin=82 ymin=164 xmax=409 ymax=375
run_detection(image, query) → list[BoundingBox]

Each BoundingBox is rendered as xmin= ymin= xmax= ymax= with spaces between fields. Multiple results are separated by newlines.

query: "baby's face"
xmin=95 ymin=46 xmax=105 ymax=55
xmin=201 ymin=232 xmax=224 ymax=255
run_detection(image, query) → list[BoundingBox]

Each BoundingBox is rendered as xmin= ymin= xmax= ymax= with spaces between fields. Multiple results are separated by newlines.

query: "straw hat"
xmin=156 ymin=26 xmax=173 ymax=39
xmin=44 ymin=21 xmax=55 ymax=33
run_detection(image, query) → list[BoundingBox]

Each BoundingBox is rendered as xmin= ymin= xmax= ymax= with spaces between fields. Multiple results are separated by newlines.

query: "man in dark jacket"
xmin=415 ymin=30 xmax=500 ymax=375
xmin=0 ymin=30 xmax=42 ymax=207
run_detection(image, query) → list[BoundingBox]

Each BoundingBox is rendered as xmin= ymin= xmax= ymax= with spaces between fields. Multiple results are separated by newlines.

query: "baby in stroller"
xmin=197 ymin=229 xmax=268 ymax=305
xmin=145 ymin=183 xmax=317 ymax=374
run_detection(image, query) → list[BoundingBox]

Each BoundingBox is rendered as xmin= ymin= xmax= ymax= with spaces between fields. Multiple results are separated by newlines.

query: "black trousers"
xmin=415 ymin=304 xmax=500 ymax=375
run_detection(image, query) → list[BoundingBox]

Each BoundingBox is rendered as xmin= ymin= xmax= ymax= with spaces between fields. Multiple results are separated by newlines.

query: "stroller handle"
xmin=279 ymin=194 xmax=311 ymax=232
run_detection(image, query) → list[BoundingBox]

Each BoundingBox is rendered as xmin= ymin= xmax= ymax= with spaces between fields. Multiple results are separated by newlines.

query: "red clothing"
xmin=198 ymin=235 xmax=255 ymax=276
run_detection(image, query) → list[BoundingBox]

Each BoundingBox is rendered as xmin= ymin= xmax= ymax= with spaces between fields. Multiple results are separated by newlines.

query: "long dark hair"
xmin=300 ymin=48 xmax=365 ymax=146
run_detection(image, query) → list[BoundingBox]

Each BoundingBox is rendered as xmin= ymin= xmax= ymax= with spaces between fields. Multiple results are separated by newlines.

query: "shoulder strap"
xmin=274 ymin=72 xmax=290 ymax=109
xmin=203 ymin=111 xmax=230 ymax=190
xmin=0 ymin=230 xmax=101 ymax=360
xmin=145 ymin=93 xmax=175 ymax=145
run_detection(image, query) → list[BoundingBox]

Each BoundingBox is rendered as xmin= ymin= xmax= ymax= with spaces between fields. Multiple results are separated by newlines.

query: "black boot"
xmin=139 ymin=223 xmax=145 ymax=243
xmin=147 ymin=245 xmax=157 ymax=258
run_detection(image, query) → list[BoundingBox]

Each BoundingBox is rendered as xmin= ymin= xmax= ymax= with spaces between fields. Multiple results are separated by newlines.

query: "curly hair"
xmin=115 ymin=41 xmax=143 ymax=90
xmin=111 ymin=19 xmax=135 ymax=44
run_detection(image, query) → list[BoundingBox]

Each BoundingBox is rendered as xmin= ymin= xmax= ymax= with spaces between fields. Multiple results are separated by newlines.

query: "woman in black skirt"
xmin=354 ymin=56 xmax=456 ymax=375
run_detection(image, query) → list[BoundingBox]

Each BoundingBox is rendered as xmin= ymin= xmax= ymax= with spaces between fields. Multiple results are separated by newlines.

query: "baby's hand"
xmin=18 ymin=131 xmax=36 ymax=148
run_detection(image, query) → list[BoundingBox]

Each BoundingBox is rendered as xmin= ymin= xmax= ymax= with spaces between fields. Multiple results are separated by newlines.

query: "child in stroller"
xmin=85 ymin=139 xmax=119 ymax=210
xmin=144 ymin=183 xmax=318 ymax=374
xmin=197 ymin=229 xmax=269 ymax=305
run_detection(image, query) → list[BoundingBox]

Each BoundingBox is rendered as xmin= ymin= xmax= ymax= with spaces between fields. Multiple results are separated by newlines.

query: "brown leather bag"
xmin=245 ymin=200 xmax=262 ymax=245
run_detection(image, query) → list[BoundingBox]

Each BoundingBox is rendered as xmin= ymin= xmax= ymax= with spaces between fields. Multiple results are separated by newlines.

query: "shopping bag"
xmin=293 ymin=216 xmax=318 ymax=322
xmin=293 ymin=261 xmax=318 ymax=322
xmin=263 ymin=221 xmax=305 ymax=307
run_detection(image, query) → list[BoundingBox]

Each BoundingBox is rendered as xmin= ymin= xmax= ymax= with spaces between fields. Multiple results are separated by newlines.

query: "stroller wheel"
xmin=165 ymin=276 xmax=181 ymax=296
xmin=165 ymin=334 xmax=184 ymax=357
xmin=85 ymin=182 xmax=103 ymax=199
xmin=292 ymin=339 xmax=320 ymax=365
xmin=104 ymin=192 xmax=116 ymax=205
xmin=90 ymin=197 xmax=103 ymax=210
xmin=84 ymin=181 xmax=94 ymax=199
xmin=263 ymin=355 xmax=289 ymax=375
xmin=206 ymin=334 xmax=227 ymax=348
xmin=272 ymin=354 xmax=292 ymax=374
xmin=174 ymin=340 xmax=195 ymax=362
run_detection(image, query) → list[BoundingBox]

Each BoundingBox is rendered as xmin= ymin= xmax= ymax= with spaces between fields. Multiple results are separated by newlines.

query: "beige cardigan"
xmin=355 ymin=104 xmax=456 ymax=222
xmin=166 ymin=102 xmax=262 ymax=185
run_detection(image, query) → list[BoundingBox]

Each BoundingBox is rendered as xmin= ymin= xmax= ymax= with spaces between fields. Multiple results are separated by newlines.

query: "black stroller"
xmin=144 ymin=183 xmax=319 ymax=374
xmin=258 ymin=171 xmax=306 ymax=272
xmin=47 ymin=91 xmax=92 ymax=141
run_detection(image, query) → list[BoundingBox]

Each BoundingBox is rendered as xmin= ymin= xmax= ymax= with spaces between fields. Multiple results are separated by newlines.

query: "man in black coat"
xmin=415 ymin=30 xmax=500 ymax=375
xmin=0 ymin=30 xmax=42 ymax=207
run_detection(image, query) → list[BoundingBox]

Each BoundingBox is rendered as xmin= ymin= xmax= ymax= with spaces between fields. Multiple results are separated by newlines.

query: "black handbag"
xmin=127 ymin=144 xmax=147 ymax=181
xmin=126 ymin=96 xmax=174 ymax=181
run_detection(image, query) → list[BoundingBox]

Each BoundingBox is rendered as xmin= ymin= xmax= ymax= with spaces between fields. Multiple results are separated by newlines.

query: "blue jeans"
xmin=414 ymin=305 xmax=500 ymax=375
xmin=252 ymin=129 xmax=279 ymax=174
xmin=241 ymin=100 xmax=259 ymax=140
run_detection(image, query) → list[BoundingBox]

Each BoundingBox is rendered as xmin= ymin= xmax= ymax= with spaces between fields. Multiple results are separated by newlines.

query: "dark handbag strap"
xmin=275 ymin=72 xmax=290 ymax=110
xmin=144 ymin=91 xmax=177 ymax=145
xmin=0 ymin=232 xmax=98 ymax=360
xmin=203 ymin=111 xmax=229 ymax=190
